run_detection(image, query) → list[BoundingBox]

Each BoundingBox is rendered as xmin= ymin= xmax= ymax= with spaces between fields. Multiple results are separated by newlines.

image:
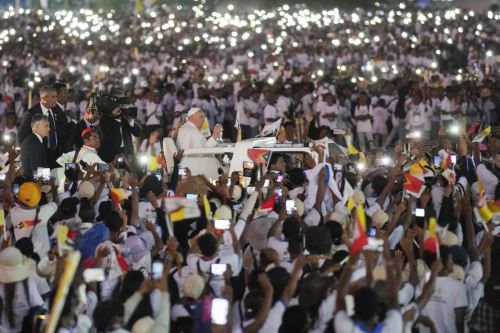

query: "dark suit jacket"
xmin=21 ymin=133 xmax=48 ymax=179
xmin=73 ymin=120 xmax=90 ymax=149
xmin=98 ymin=116 xmax=141 ymax=163
xmin=18 ymin=104 xmax=68 ymax=154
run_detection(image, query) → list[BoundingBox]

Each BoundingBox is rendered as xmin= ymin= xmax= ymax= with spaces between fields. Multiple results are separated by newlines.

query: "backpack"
xmin=484 ymin=236 xmax=500 ymax=309
xmin=78 ymin=222 xmax=110 ymax=261
xmin=0 ymin=279 xmax=47 ymax=332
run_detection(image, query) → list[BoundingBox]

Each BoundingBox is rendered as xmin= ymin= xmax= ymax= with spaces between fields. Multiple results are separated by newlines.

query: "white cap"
xmin=187 ymin=107 xmax=203 ymax=117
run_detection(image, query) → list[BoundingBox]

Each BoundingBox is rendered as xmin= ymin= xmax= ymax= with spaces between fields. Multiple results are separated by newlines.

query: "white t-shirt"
xmin=0 ymin=277 xmax=45 ymax=333
xmin=143 ymin=101 xmax=161 ymax=126
xmin=334 ymin=309 xmax=403 ymax=333
xmin=318 ymin=103 xmax=339 ymax=129
xmin=440 ymin=97 xmax=454 ymax=121
xmin=354 ymin=105 xmax=373 ymax=132
xmin=267 ymin=236 xmax=290 ymax=262
xmin=420 ymin=276 xmax=468 ymax=333
xmin=263 ymin=105 xmax=278 ymax=125
xmin=10 ymin=203 xmax=57 ymax=258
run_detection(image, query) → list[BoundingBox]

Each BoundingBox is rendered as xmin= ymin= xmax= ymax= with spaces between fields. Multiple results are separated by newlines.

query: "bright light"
xmin=486 ymin=50 xmax=493 ymax=57
xmin=123 ymin=77 xmax=130 ymax=85
xmin=449 ymin=124 xmax=460 ymax=135
xmin=125 ymin=37 xmax=132 ymax=45
xmin=81 ymin=58 xmax=87 ymax=65
xmin=356 ymin=162 xmax=366 ymax=171
xmin=83 ymin=74 xmax=91 ymax=81
xmin=139 ymin=154 xmax=149 ymax=165
xmin=132 ymin=68 xmax=139 ymax=75
xmin=380 ymin=156 xmax=391 ymax=166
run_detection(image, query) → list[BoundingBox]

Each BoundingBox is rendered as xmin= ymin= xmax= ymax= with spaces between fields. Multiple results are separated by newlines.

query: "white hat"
xmin=372 ymin=210 xmax=389 ymax=229
xmin=214 ymin=204 xmax=232 ymax=220
xmin=293 ymin=198 xmax=305 ymax=216
xmin=183 ymin=273 xmax=205 ymax=299
xmin=187 ymin=107 xmax=203 ymax=117
xmin=0 ymin=247 xmax=34 ymax=283
xmin=79 ymin=181 xmax=95 ymax=199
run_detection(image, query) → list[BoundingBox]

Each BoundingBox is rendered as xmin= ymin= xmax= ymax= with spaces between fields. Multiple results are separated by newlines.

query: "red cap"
xmin=81 ymin=128 xmax=94 ymax=138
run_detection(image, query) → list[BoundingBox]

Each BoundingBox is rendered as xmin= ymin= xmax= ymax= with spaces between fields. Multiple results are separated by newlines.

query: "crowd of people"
xmin=0 ymin=2 xmax=498 ymax=333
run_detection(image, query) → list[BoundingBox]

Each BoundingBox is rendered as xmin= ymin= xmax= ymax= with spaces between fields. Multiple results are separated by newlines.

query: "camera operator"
xmin=97 ymin=100 xmax=141 ymax=164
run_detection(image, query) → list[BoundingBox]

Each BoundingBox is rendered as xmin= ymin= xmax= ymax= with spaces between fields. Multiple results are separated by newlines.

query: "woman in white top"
xmin=0 ymin=247 xmax=45 ymax=333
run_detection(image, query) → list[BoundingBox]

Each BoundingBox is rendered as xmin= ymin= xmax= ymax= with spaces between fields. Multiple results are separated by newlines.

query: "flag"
xmin=466 ymin=122 xmax=480 ymax=136
xmin=164 ymin=197 xmax=202 ymax=222
xmin=472 ymin=126 xmax=491 ymax=143
xmin=478 ymin=198 xmax=493 ymax=222
xmin=422 ymin=217 xmax=439 ymax=253
xmin=439 ymin=149 xmax=453 ymax=169
xmin=110 ymin=188 xmax=126 ymax=207
xmin=247 ymin=148 xmax=271 ymax=164
xmin=148 ymin=155 xmax=158 ymax=171
xmin=351 ymin=204 xmax=368 ymax=254
xmin=259 ymin=193 xmax=277 ymax=212
xmin=260 ymin=119 xmax=282 ymax=137
xmin=403 ymin=172 xmax=425 ymax=198
xmin=135 ymin=0 xmax=144 ymax=13
xmin=346 ymin=196 xmax=355 ymax=212
xmin=235 ymin=107 xmax=242 ymax=142
xmin=201 ymin=117 xmax=211 ymax=138
xmin=202 ymin=195 xmax=212 ymax=220
xmin=347 ymin=143 xmax=359 ymax=155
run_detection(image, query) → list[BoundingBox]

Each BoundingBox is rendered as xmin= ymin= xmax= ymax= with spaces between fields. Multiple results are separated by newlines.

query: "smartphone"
xmin=276 ymin=175 xmax=284 ymax=183
xmin=286 ymin=199 xmax=295 ymax=214
xmin=13 ymin=183 xmax=19 ymax=195
xmin=65 ymin=163 xmax=77 ymax=171
xmin=433 ymin=155 xmax=442 ymax=168
xmin=83 ymin=268 xmax=105 ymax=283
xmin=178 ymin=168 xmax=187 ymax=178
xmin=263 ymin=179 xmax=270 ymax=187
xmin=186 ymin=193 xmax=198 ymax=201
xmin=211 ymin=263 xmax=227 ymax=276
xmin=214 ymin=219 xmax=231 ymax=230
xmin=274 ymin=188 xmax=283 ymax=198
xmin=152 ymin=261 xmax=163 ymax=280
xmin=97 ymin=163 xmax=110 ymax=172
xmin=3 ymin=133 xmax=12 ymax=143
xmin=369 ymin=227 xmax=376 ymax=237
xmin=117 ymin=154 xmax=124 ymax=163
xmin=211 ymin=298 xmax=229 ymax=325
xmin=247 ymin=186 xmax=256 ymax=195
xmin=451 ymin=155 xmax=457 ymax=164
xmin=37 ymin=167 xmax=51 ymax=181
xmin=0 ymin=173 xmax=6 ymax=181
xmin=243 ymin=161 xmax=255 ymax=169
xmin=415 ymin=208 xmax=425 ymax=217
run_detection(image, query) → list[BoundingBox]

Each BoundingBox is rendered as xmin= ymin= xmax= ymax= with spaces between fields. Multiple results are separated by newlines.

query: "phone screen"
xmin=83 ymin=268 xmax=105 ymax=283
xmin=451 ymin=155 xmax=457 ymax=164
xmin=211 ymin=263 xmax=227 ymax=276
xmin=247 ymin=186 xmax=256 ymax=195
xmin=433 ymin=155 xmax=442 ymax=167
xmin=369 ymin=227 xmax=376 ymax=237
xmin=152 ymin=261 xmax=163 ymax=280
xmin=263 ymin=179 xmax=270 ymax=187
xmin=276 ymin=175 xmax=284 ymax=183
xmin=214 ymin=219 xmax=231 ymax=230
xmin=186 ymin=193 xmax=198 ymax=201
xmin=243 ymin=161 xmax=255 ymax=169
xmin=178 ymin=168 xmax=187 ymax=178
xmin=211 ymin=298 xmax=229 ymax=325
xmin=65 ymin=163 xmax=77 ymax=171
xmin=286 ymin=199 xmax=295 ymax=214
xmin=274 ymin=188 xmax=283 ymax=198
xmin=98 ymin=164 xmax=110 ymax=172
xmin=415 ymin=208 xmax=425 ymax=217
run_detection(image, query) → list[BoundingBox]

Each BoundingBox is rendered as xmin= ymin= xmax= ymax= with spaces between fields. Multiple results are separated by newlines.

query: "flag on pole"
xmin=235 ymin=107 xmax=242 ymax=142
xmin=422 ymin=217 xmax=439 ymax=253
xmin=259 ymin=119 xmax=282 ymax=137
xmin=110 ymin=188 xmax=126 ymax=207
xmin=202 ymin=195 xmax=212 ymax=220
xmin=164 ymin=197 xmax=202 ymax=222
xmin=258 ymin=193 xmax=277 ymax=212
xmin=135 ymin=0 xmax=144 ymax=13
xmin=247 ymin=148 xmax=272 ymax=164
xmin=351 ymin=204 xmax=368 ymax=254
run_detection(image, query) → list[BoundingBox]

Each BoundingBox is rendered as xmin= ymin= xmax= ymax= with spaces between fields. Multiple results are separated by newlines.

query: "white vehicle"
xmin=163 ymin=137 xmax=319 ymax=181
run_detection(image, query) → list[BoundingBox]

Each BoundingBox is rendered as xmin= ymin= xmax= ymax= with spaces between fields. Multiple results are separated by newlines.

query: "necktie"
xmin=47 ymin=110 xmax=57 ymax=149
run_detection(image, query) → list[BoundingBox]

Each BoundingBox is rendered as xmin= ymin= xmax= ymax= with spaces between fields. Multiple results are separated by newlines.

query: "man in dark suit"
xmin=74 ymin=104 xmax=100 ymax=149
xmin=20 ymin=114 xmax=49 ymax=179
xmin=18 ymin=85 xmax=68 ymax=168
xmin=98 ymin=107 xmax=141 ymax=163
